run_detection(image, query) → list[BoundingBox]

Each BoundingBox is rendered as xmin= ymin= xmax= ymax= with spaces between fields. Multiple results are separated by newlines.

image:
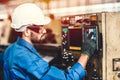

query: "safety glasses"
xmin=27 ymin=24 xmax=44 ymax=33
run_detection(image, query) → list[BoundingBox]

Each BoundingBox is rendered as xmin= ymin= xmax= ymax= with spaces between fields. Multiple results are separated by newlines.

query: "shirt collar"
xmin=16 ymin=37 xmax=38 ymax=54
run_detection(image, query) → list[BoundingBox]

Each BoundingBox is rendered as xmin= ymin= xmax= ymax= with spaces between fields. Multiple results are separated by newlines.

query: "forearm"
xmin=78 ymin=54 xmax=89 ymax=69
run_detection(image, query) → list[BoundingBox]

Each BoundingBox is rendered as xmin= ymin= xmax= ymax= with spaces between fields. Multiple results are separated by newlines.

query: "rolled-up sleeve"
xmin=70 ymin=62 xmax=86 ymax=79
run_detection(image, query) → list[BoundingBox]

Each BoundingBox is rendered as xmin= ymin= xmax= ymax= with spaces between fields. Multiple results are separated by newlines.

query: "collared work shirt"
xmin=4 ymin=37 xmax=86 ymax=80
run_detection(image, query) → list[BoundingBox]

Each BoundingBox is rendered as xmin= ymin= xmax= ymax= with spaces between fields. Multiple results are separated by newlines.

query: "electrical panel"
xmin=61 ymin=14 xmax=100 ymax=57
xmin=61 ymin=14 xmax=102 ymax=80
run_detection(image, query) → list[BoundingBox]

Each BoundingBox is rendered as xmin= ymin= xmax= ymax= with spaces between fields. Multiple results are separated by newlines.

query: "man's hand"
xmin=82 ymin=39 xmax=97 ymax=57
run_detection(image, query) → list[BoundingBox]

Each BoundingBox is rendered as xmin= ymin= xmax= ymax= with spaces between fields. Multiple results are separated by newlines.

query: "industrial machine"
xmin=60 ymin=14 xmax=103 ymax=80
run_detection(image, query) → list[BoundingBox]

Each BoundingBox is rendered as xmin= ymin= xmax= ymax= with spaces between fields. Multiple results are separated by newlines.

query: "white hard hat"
xmin=11 ymin=3 xmax=50 ymax=32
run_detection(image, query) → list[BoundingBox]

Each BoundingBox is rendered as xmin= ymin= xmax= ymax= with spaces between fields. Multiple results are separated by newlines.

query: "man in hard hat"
xmin=3 ymin=3 xmax=96 ymax=80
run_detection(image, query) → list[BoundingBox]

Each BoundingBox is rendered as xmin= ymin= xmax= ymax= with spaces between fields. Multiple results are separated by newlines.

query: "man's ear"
xmin=24 ymin=28 xmax=31 ymax=37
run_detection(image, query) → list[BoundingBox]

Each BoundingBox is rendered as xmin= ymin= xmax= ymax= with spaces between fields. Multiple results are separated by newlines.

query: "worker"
xmin=3 ymin=3 xmax=96 ymax=80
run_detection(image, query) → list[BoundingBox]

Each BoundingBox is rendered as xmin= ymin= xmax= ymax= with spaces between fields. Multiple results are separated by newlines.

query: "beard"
xmin=30 ymin=32 xmax=47 ymax=43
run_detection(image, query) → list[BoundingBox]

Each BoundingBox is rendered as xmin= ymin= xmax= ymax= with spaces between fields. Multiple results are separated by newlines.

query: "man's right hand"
xmin=82 ymin=38 xmax=97 ymax=57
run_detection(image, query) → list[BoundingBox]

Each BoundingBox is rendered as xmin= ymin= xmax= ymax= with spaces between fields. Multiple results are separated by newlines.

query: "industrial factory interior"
xmin=0 ymin=0 xmax=120 ymax=80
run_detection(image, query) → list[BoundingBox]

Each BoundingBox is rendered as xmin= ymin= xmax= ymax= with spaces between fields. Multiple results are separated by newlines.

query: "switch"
xmin=113 ymin=58 xmax=120 ymax=71
xmin=118 ymin=72 xmax=120 ymax=78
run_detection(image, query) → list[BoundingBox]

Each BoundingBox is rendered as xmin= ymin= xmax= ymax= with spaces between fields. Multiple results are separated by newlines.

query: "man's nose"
xmin=42 ymin=28 xmax=46 ymax=34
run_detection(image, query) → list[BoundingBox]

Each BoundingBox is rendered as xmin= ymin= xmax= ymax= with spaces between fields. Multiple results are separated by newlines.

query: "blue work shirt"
xmin=4 ymin=37 xmax=86 ymax=80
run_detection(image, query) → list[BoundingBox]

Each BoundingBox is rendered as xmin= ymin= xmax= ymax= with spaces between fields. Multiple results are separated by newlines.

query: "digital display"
xmin=68 ymin=27 xmax=82 ymax=51
xmin=62 ymin=26 xmax=99 ymax=51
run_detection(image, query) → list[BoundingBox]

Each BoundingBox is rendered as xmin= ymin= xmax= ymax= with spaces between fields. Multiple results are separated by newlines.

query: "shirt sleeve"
xmin=14 ymin=51 xmax=86 ymax=80
xmin=41 ymin=62 xmax=86 ymax=80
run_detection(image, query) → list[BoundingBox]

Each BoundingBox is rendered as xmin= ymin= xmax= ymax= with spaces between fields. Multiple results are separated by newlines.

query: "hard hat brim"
xmin=11 ymin=16 xmax=51 ymax=32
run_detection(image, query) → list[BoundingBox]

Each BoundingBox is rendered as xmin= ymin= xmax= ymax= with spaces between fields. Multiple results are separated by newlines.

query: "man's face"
xmin=27 ymin=25 xmax=47 ymax=43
